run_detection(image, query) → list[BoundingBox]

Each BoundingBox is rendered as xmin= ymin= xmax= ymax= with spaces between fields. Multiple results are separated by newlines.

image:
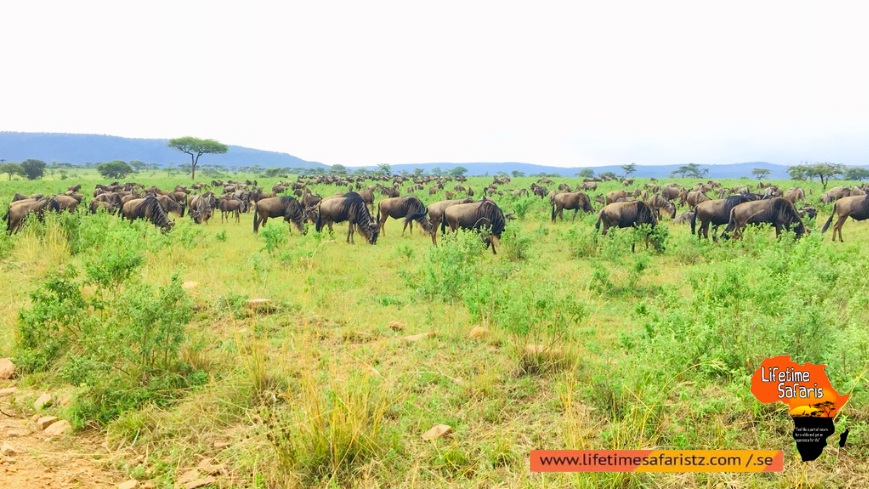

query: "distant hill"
xmin=0 ymin=131 xmax=821 ymax=179
xmin=0 ymin=132 xmax=326 ymax=169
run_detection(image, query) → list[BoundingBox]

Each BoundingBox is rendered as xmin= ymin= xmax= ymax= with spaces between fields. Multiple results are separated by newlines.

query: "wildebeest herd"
xmin=4 ymin=177 xmax=869 ymax=252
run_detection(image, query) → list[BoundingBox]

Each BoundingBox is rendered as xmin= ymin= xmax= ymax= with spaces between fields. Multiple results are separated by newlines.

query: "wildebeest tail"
xmin=315 ymin=204 xmax=323 ymax=232
xmin=440 ymin=214 xmax=447 ymax=235
xmin=253 ymin=205 xmax=261 ymax=233
xmin=594 ymin=211 xmax=602 ymax=231
xmin=690 ymin=208 xmax=697 ymax=235
xmin=820 ymin=204 xmax=835 ymax=234
xmin=550 ymin=201 xmax=556 ymax=222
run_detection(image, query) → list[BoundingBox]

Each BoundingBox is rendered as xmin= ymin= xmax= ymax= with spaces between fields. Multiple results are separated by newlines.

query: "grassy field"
xmin=1 ymin=171 xmax=868 ymax=488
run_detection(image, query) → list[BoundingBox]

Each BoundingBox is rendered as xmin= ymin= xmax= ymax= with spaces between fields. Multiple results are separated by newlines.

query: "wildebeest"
xmin=648 ymin=193 xmax=676 ymax=221
xmin=441 ymin=199 xmax=507 ymax=254
xmin=821 ymin=194 xmax=869 ymax=242
xmin=188 ymin=193 xmax=215 ymax=224
xmin=315 ymin=192 xmax=379 ymax=244
xmin=427 ymin=198 xmax=474 ymax=245
xmin=253 ymin=196 xmax=307 ymax=233
xmin=605 ymin=190 xmax=628 ymax=205
xmin=218 ymin=198 xmax=246 ymax=224
xmin=722 ymin=197 xmax=806 ymax=240
xmin=685 ymin=190 xmax=711 ymax=209
xmin=550 ymin=192 xmax=594 ymax=222
xmin=121 ymin=197 xmax=174 ymax=232
xmin=783 ymin=187 xmax=805 ymax=204
xmin=5 ymin=198 xmax=61 ymax=233
xmin=674 ymin=211 xmax=694 ymax=225
xmin=595 ymin=201 xmax=659 ymax=252
xmin=820 ymin=186 xmax=851 ymax=204
xmin=376 ymin=196 xmax=433 ymax=236
xmin=155 ymin=194 xmax=184 ymax=216
xmin=53 ymin=194 xmax=80 ymax=213
xmin=691 ymin=194 xmax=757 ymax=240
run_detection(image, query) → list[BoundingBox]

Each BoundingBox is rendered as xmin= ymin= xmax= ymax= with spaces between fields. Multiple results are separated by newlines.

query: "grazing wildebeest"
xmin=580 ymin=181 xmax=597 ymax=191
xmin=218 ymin=198 xmax=246 ymax=224
xmin=821 ymin=194 xmax=869 ymax=242
xmin=648 ymin=193 xmax=676 ymax=221
xmin=783 ymin=187 xmax=805 ymax=204
xmin=53 ymin=194 xmax=80 ymax=213
xmin=674 ymin=211 xmax=694 ymax=225
xmin=121 ymin=197 xmax=174 ymax=232
xmin=605 ymin=190 xmax=628 ymax=205
xmin=427 ymin=198 xmax=475 ymax=245
xmin=722 ymin=197 xmax=806 ymax=240
xmin=691 ymin=194 xmax=757 ymax=240
xmin=5 ymin=198 xmax=61 ymax=233
xmin=376 ymin=196 xmax=433 ymax=236
xmin=315 ymin=192 xmax=379 ymax=244
xmin=155 ymin=194 xmax=184 ymax=216
xmin=595 ymin=201 xmax=659 ymax=252
xmin=188 ymin=194 xmax=215 ymax=224
xmin=253 ymin=196 xmax=307 ymax=233
xmin=820 ymin=186 xmax=851 ymax=204
xmin=358 ymin=188 xmax=375 ymax=211
xmin=550 ymin=192 xmax=594 ymax=222
xmin=441 ymin=199 xmax=507 ymax=254
xmin=660 ymin=185 xmax=681 ymax=202
xmin=685 ymin=190 xmax=710 ymax=209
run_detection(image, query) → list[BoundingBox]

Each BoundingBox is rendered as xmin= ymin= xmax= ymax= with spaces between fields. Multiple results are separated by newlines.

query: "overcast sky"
xmin=3 ymin=1 xmax=868 ymax=167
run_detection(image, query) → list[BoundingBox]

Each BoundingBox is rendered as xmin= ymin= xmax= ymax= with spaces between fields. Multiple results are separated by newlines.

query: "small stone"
xmin=0 ymin=444 xmax=16 ymax=456
xmin=44 ymin=420 xmax=72 ymax=436
xmin=5 ymin=429 xmax=29 ymax=438
xmin=184 ymin=476 xmax=217 ymax=489
xmin=422 ymin=424 xmax=453 ymax=441
xmin=36 ymin=416 xmax=58 ymax=430
xmin=468 ymin=326 xmax=488 ymax=338
xmin=402 ymin=332 xmax=432 ymax=343
xmin=182 ymin=281 xmax=199 ymax=290
xmin=388 ymin=321 xmax=404 ymax=331
xmin=118 ymin=480 xmax=139 ymax=489
xmin=34 ymin=393 xmax=52 ymax=410
xmin=0 ymin=387 xmax=17 ymax=398
xmin=0 ymin=358 xmax=15 ymax=379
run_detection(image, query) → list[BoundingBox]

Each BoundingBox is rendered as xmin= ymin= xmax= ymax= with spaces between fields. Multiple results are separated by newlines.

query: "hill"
xmin=0 ymin=131 xmax=818 ymax=179
xmin=0 ymin=132 xmax=326 ymax=169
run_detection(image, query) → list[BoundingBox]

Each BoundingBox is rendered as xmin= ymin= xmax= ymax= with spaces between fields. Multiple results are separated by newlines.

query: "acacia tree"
xmin=844 ymin=166 xmax=869 ymax=181
xmin=752 ymin=168 xmax=771 ymax=180
xmin=621 ymin=163 xmax=637 ymax=179
xmin=806 ymin=163 xmax=843 ymax=191
xmin=168 ymin=137 xmax=228 ymax=180
xmin=0 ymin=162 xmax=24 ymax=181
xmin=787 ymin=165 xmax=809 ymax=181
xmin=98 ymin=161 xmax=135 ymax=179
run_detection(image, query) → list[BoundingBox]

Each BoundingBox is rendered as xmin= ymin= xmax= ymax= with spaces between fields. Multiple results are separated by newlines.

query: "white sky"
xmin=3 ymin=0 xmax=868 ymax=167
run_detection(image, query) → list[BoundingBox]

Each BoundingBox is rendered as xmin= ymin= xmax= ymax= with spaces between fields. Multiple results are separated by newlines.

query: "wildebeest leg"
xmin=347 ymin=223 xmax=355 ymax=243
xmin=234 ymin=209 xmax=240 ymax=223
xmin=833 ymin=216 xmax=848 ymax=242
xmin=572 ymin=208 xmax=579 ymax=222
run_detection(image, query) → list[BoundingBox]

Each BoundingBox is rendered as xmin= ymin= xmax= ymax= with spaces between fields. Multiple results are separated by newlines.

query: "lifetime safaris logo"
xmin=750 ymin=356 xmax=850 ymax=462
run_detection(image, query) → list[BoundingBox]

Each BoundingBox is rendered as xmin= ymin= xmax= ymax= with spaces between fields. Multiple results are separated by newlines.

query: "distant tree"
xmin=511 ymin=170 xmax=525 ymax=178
xmin=97 ymin=160 xmax=135 ymax=179
xmin=599 ymin=171 xmax=617 ymax=180
xmin=168 ymin=136 xmax=228 ymax=180
xmin=806 ymin=163 xmax=843 ymax=191
xmin=843 ymin=166 xmax=869 ymax=181
xmin=431 ymin=167 xmax=443 ymax=177
xmin=752 ymin=168 xmax=771 ymax=180
xmin=413 ymin=168 xmax=425 ymax=177
xmin=129 ymin=160 xmax=148 ymax=172
xmin=21 ymin=159 xmax=47 ymax=180
xmin=377 ymin=163 xmax=392 ymax=176
xmin=450 ymin=166 xmax=469 ymax=177
xmin=354 ymin=167 xmax=372 ymax=177
xmin=787 ymin=165 xmax=808 ymax=181
xmin=670 ymin=163 xmax=708 ymax=179
xmin=330 ymin=164 xmax=348 ymax=175
xmin=577 ymin=168 xmax=595 ymax=179
xmin=0 ymin=162 xmax=24 ymax=181
xmin=621 ymin=163 xmax=637 ymax=179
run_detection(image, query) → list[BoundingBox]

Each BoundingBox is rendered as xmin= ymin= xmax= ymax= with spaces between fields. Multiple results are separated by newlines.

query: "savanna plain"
xmin=1 ymin=171 xmax=867 ymax=488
